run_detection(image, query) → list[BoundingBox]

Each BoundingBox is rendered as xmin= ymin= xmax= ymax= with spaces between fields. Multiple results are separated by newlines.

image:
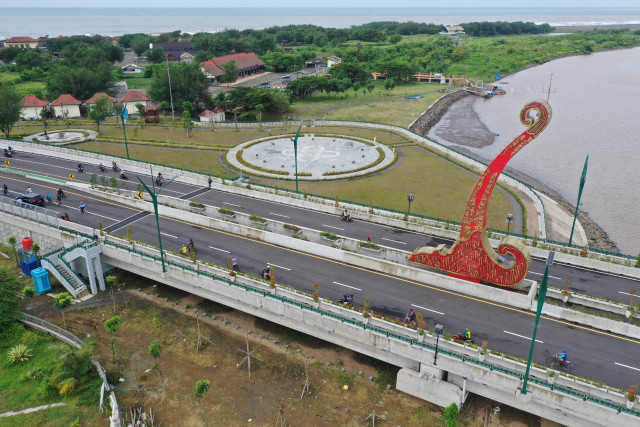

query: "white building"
xmin=18 ymin=96 xmax=49 ymax=120
xmin=51 ymin=94 xmax=82 ymax=118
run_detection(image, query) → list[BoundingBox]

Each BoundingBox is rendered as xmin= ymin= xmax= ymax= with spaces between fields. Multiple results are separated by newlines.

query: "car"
xmin=15 ymin=193 xmax=45 ymax=207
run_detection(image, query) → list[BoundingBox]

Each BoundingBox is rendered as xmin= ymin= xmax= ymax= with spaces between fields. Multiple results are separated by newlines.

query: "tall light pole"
xmin=121 ymin=107 xmax=130 ymax=159
xmin=407 ymin=193 xmax=414 ymax=218
xmin=433 ymin=324 xmax=443 ymax=366
xmin=291 ymin=121 xmax=302 ymax=193
xmin=521 ymin=251 xmax=555 ymax=395
xmin=569 ymin=154 xmax=589 ymax=246
xmin=166 ymin=54 xmax=175 ymax=121
xmin=506 ymin=213 xmax=514 ymax=235
xmin=137 ymin=167 xmax=179 ymax=273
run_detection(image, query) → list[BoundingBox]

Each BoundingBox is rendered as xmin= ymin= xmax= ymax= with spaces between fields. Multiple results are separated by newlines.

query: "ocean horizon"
xmin=1 ymin=7 xmax=640 ymax=38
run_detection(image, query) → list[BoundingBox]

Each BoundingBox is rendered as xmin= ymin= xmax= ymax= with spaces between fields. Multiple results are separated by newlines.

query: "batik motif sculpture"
xmin=409 ymin=101 xmax=551 ymax=286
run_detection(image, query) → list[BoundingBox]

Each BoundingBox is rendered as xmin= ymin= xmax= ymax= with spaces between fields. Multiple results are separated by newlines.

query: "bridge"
xmin=2 ymin=135 xmax=640 ymax=426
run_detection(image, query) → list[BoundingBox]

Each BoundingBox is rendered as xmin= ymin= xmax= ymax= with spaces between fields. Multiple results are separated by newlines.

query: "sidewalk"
xmin=537 ymin=191 xmax=587 ymax=247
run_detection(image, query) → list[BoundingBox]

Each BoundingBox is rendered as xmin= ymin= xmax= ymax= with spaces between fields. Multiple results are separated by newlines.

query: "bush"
xmin=219 ymin=207 xmax=235 ymax=215
xmin=444 ymin=402 xmax=459 ymax=427
xmin=23 ymin=286 xmax=35 ymax=298
xmin=249 ymin=214 xmax=266 ymax=223
xmin=320 ymin=231 xmax=337 ymax=240
xmin=7 ymin=343 xmax=33 ymax=364
xmin=189 ymin=201 xmax=205 ymax=208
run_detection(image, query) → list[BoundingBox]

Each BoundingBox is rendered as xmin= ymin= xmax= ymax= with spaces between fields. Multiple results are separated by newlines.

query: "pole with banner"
xmin=569 ymin=154 xmax=588 ymax=246
xmin=291 ymin=121 xmax=302 ymax=193
xmin=521 ymin=251 xmax=555 ymax=395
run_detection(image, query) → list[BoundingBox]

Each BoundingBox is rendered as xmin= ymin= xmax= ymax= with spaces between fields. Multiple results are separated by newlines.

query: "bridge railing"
xmin=0 ymin=195 xmax=60 ymax=228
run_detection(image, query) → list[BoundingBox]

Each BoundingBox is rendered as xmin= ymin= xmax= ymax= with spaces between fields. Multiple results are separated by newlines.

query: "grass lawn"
xmin=12 ymin=81 xmax=47 ymax=98
xmin=0 ymin=73 xmax=20 ymax=84
xmin=121 ymin=74 xmax=152 ymax=90
xmin=264 ymin=146 xmax=513 ymax=230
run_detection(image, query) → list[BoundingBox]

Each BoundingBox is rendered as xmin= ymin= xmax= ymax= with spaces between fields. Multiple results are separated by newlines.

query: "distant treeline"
xmin=460 ymin=21 xmax=553 ymax=37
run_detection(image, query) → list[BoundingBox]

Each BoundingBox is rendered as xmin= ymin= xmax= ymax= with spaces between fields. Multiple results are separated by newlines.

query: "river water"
xmin=429 ymin=47 xmax=640 ymax=256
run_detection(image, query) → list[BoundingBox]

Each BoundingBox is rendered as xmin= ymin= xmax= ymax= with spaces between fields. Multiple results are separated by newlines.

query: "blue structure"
xmin=31 ymin=268 xmax=52 ymax=294
xmin=18 ymin=248 xmax=41 ymax=276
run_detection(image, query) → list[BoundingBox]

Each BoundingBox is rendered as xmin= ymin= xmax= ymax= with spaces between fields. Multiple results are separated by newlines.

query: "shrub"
xmin=444 ymin=402 xmax=459 ymax=427
xmin=284 ymin=224 xmax=300 ymax=232
xmin=189 ymin=201 xmax=205 ymax=208
xmin=7 ymin=343 xmax=33 ymax=364
xmin=628 ymin=385 xmax=637 ymax=402
xmin=23 ymin=286 xmax=35 ymax=298
xmin=219 ymin=207 xmax=235 ymax=215
xmin=359 ymin=241 xmax=380 ymax=250
xmin=321 ymin=231 xmax=337 ymax=240
xmin=249 ymin=214 xmax=266 ymax=223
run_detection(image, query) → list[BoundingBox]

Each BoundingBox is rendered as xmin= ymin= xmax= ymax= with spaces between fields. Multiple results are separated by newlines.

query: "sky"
xmin=6 ymin=1 xmax=640 ymax=7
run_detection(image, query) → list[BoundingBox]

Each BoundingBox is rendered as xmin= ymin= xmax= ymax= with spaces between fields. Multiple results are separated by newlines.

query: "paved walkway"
xmin=0 ymin=402 xmax=65 ymax=418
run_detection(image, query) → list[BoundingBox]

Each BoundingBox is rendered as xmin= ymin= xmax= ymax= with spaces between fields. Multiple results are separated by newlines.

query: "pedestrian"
xmin=46 ymin=193 xmax=52 ymax=204
xmin=181 ymin=245 xmax=188 ymax=256
xmin=27 ymin=186 xmax=32 ymax=193
xmin=367 ymin=235 xmax=371 ymax=242
xmin=208 ymin=177 xmax=212 ymax=188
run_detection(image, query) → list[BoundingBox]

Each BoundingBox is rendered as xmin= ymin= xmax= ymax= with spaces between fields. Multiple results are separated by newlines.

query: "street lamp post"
xmin=407 ymin=193 xmax=414 ymax=218
xmin=291 ymin=121 xmax=302 ymax=193
xmin=433 ymin=324 xmax=443 ymax=365
xmin=121 ymin=107 xmax=130 ymax=159
xmin=166 ymin=54 xmax=175 ymax=121
xmin=137 ymin=167 xmax=179 ymax=273
xmin=506 ymin=213 xmax=514 ymax=235
xmin=521 ymin=251 xmax=555 ymax=395
xmin=569 ymin=154 xmax=589 ymax=246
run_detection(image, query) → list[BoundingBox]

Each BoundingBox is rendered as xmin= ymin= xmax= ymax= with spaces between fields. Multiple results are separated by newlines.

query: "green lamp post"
xmin=569 ymin=154 xmax=589 ymax=246
xmin=121 ymin=107 xmax=130 ymax=159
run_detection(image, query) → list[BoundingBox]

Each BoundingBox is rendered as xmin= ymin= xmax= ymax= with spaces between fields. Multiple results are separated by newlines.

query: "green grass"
xmin=0 ymin=73 xmax=20 ymax=84
xmin=120 ymin=74 xmax=153 ymax=90
xmin=11 ymin=81 xmax=47 ymax=98
xmin=0 ymin=325 xmax=104 ymax=424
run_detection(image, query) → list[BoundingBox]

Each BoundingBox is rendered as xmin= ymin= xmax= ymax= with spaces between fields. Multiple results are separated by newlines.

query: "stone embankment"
xmin=409 ymin=90 xmax=472 ymax=135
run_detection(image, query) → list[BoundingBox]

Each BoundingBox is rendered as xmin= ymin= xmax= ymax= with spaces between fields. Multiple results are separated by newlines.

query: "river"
xmin=429 ymin=47 xmax=640 ymax=256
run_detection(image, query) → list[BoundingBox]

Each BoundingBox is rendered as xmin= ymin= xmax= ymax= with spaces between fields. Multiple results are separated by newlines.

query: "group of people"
xmin=181 ymin=239 xmax=196 ymax=256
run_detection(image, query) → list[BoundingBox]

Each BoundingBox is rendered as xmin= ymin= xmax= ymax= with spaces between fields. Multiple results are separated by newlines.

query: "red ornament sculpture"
xmin=409 ymin=101 xmax=552 ymax=286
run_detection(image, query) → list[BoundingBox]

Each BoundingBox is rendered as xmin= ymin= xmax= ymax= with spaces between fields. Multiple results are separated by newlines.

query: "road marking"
xmin=619 ymin=291 xmax=638 ymax=297
xmin=267 ymin=263 xmax=290 ymax=271
xmin=103 ymin=211 xmax=150 ymax=232
xmin=322 ymin=224 xmax=344 ymax=231
xmin=209 ymin=246 xmax=230 ymax=253
xmin=381 ymin=237 xmax=406 ymax=245
xmin=160 ymin=232 xmax=178 ymax=238
xmin=225 ymin=203 xmax=241 ymax=207
xmin=528 ymin=271 xmax=561 ymax=280
xmin=615 ymin=362 xmax=640 ymax=372
xmin=64 ymin=206 xmax=118 ymax=222
xmin=411 ymin=304 xmax=444 ymax=316
xmin=332 ymin=281 xmax=362 ymax=291
xmin=504 ymin=330 xmax=543 ymax=343
xmin=269 ymin=212 xmax=290 ymax=218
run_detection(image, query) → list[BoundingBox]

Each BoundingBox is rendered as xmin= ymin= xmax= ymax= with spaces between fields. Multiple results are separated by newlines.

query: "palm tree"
xmin=51 ymin=338 xmax=97 ymax=395
xmin=7 ymin=236 xmax=18 ymax=267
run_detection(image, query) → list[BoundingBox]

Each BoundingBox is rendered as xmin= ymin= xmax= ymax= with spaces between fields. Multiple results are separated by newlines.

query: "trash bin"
xmin=22 ymin=237 xmax=33 ymax=251
xmin=32 ymin=267 xmax=52 ymax=294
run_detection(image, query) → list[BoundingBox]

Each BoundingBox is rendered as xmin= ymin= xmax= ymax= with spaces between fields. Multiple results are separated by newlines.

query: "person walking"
xmin=46 ymin=193 xmax=52 ymax=204
xmin=27 ymin=186 xmax=32 ymax=193
xmin=208 ymin=177 xmax=213 ymax=188
xmin=367 ymin=235 xmax=372 ymax=242
xmin=181 ymin=245 xmax=188 ymax=256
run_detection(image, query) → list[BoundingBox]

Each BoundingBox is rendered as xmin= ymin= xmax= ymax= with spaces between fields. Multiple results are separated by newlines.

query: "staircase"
xmin=41 ymin=241 xmax=99 ymax=297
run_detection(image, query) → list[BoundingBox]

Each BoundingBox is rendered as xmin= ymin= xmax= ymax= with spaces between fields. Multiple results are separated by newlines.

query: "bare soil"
xmin=23 ymin=273 xmax=540 ymax=427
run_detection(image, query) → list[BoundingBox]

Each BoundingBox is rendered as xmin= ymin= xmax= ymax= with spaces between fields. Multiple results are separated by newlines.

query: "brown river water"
xmin=429 ymin=46 xmax=640 ymax=256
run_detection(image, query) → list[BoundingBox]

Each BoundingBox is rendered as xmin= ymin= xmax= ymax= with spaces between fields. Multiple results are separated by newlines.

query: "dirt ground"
xmin=22 ymin=273 xmax=541 ymax=427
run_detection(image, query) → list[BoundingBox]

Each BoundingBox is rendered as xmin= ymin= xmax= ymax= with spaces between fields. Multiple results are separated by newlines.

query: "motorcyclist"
xmin=57 ymin=188 xmax=64 ymax=198
xmin=462 ymin=328 xmax=471 ymax=341
xmin=261 ymin=264 xmax=271 ymax=279
xmin=408 ymin=309 xmax=416 ymax=323
xmin=46 ymin=193 xmax=52 ymax=204
xmin=62 ymin=212 xmax=69 ymax=221
xmin=231 ymin=256 xmax=238 ymax=270
xmin=2 ymin=184 xmax=7 ymax=195
xmin=155 ymin=172 xmax=163 ymax=185
xmin=77 ymin=163 xmax=85 ymax=172
xmin=557 ymin=349 xmax=567 ymax=362
xmin=120 ymin=170 xmax=127 ymax=179
xmin=112 ymin=161 xmax=119 ymax=171
xmin=79 ymin=202 xmax=86 ymax=214
xmin=98 ymin=163 xmax=106 ymax=171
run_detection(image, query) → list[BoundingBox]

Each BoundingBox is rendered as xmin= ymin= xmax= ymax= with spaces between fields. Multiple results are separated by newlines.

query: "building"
xmin=443 ymin=25 xmax=465 ymax=34
xmin=51 ymin=94 xmax=82 ymax=118
xmin=180 ymin=52 xmax=195 ymax=64
xmin=198 ymin=107 xmax=226 ymax=123
xmin=122 ymin=64 xmax=145 ymax=74
xmin=86 ymin=92 xmax=117 ymax=108
xmin=149 ymin=42 xmax=196 ymax=62
xmin=327 ymin=56 xmax=342 ymax=68
xmin=4 ymin=36 xmax=39 ymax=49
xmin=119 ymin=90 xmax=150 ymax=114
xmin=18 ymin=96 xmax=49 ymax=120
xmin=200 ymin=52 xmax=266 ymax=85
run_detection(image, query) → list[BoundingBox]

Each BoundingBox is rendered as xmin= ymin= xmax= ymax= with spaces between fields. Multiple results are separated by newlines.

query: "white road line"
xmin=225 ymin=203 xmax=241 ymax=207
xmin=381 ymin=237 xmax=406 ymax=245
xmin=267 ymin=263 xmax=290 ymax=271
xmin=160 ymin=232 xmax=178 ymax=238
xmin=322 ymin=224 xmax=344 ymax=231
xmin=269 ymin=212 xmax=290 ymax=218
xmin=411 ymin=304 xmax=444 ymax=316
xmin=107 ymin=212 xmax=148 ymax=231
xmin=615 ymin=362 xmax=640 ymax=372
xmin=619 ymin=291 xmax=637 ymax=297
xmin=332 ymin=281 xmax=362 ymax=291
xmin=209 ymin=246 xmax=230 ymax=253
xmin=504 ymin=330 xmax=543 ymax=343
xmin=528 ymin=271 xmax=561 ymax=280
xmin=65 ymin=207 xmax=118 ymax=222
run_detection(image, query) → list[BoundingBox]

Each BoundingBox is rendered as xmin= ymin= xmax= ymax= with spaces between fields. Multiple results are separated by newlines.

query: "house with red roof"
xmin=18 ymin=96 xmax=49 ymax=120
xmin=198 ymin=107 xmax=226 ymax=123
xmin=86 ymin=92 xmax=117 ymax=106
xmin=119 ymin=90 xmax=150 ymax=115
xmin=200 ymin=52 xmax=266 ymax=85
xmin=5 ymin=36 xmax=38 ymax=49
xmin=51 ymin=94 xmax=82 ymax=118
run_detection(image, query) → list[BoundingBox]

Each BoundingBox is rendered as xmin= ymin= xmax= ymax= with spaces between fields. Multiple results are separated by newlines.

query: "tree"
xmin=51 ymin=338 xmax=97 ymax=395
xmin=182 ymin=110 xmax=193 ymax=138
xmin=147 ymin=341 xmax=162 ymax=370
xmin=46 ymin=62 xmax=115 ymax=100
xmin=87 ymin=95 xmax=113 ymax=133
xmin=378 ymin=60 xmax=415 ymax=81
xmin=194 ymin=379 xmax=211 ymax=427
xmin=0 ymin=84 xmax=22 ymax=138
xmin=53 ymin=292 xmax=73 ymax=328
xmin=328 ymin=62 xmax=369 ymax=83
xmin=221 ymin=60 xmax=239 ymax=83
xmin=384 ymin=78 xmax=396 ymax=91
xmin=135 ymin=103 xmax=146 ymax=127
xmin=103 ymin=315 xmax=121 ymax=362
xmin=444 ymin=402 xmax=459 ymax=427
xmin=159 ymin=100 xmax=170 ymax=126
xmin=0 ymin=268 xmax=22 ymax=336
xmin=148 ymin=62 xmax=209 ymax=106
xmin=146 ymin=47 xmax=166 ymax=64
xmin=7 ymin=236 xmax=19 ymax=268
xmin=31 ymin=243 xmax=40 ymax=260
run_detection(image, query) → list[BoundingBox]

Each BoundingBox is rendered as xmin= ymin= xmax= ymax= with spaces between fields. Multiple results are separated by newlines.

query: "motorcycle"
xmin=260 ymin=267 xmax=271 ymax=280
xmin=403 ymin=313 xmax=417 ymax=326
xmin=2 ymin=187 xmax=9 ymax=196
xmin=3 ymin=149 xmax=14 ymax=158
xmin=452 ymin=332 xmax=475 ymax=345
xmin=340 ymin=214 xmax=353 ymax=222
xmin=338 ymin=294 xmax=354 ymax=305
xmin=120 ymin=172 xmax=128 ymax=180
xmin=77 ymin=165 xmax=85 ymax=173
xmin=98 ymin=164 xmax=106 ymax=172
xmin=112 ymin=164 xmax=120 ymax=172
xmin=155 ymin=178 xmax=163 ymax=186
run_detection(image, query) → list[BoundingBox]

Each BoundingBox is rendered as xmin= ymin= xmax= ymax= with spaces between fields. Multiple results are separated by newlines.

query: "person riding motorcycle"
xmin=120 ymin=170 xmax=127 ymax=179
xmin=112 ymin=161 xmax=119 ymax=171
xmin=462 ymin=328 xmax=471 ymax=341
xmin=231 ymin=256 xmax=239 ymax=270
xmin=62 ymin=212 xmax=69 ymax=221
xmin=2 ymin=184 xmax=8 ymax=195
xmin=77 ymin=163 xmax=85 ymax=172
xmin=98 ymin=163 xmax=106 ymax=172
xmin=46 ymin=193 xmax=52 ymax=204
xmin=557 ymin=349 xmax=568 ymax=363
xmin=340 ymin=210 xmax=351 ymax=221
xmin=57 ymin=188 xmax=64 ymax=198
xmin=407 ymin=309 xmax=416 ymax=324
xmin=261 ymin=265 xmax=271 ymax=280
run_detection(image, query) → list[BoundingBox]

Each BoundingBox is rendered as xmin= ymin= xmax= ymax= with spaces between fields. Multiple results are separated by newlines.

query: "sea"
xmin=1 ymin=7 xmax=640 ymax=38
xmin=1 ymin=6 xmax=639 ymax=255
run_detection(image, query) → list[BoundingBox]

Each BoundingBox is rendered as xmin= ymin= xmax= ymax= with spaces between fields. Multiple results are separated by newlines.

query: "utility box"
xmin=22 ymin=237 xmax=33 ymax=251
xmin=18 ymin=249 xmax=40 ymax=276
xmin=31 ymin=267 xmax=51 ymax=294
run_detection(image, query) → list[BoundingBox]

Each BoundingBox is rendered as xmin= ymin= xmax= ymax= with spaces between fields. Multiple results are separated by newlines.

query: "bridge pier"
xmin=396 ymin=364 xmax=466 ymax=409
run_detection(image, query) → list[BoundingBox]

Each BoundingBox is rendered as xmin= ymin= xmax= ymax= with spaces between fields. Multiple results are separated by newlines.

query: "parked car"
xmin=15 ymin=193 xmax=45 ymax=207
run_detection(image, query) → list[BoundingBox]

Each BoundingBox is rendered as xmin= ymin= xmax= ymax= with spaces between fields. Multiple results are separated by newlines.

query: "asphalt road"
xmin=2 ymin=151 xmax=640 ymax=388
